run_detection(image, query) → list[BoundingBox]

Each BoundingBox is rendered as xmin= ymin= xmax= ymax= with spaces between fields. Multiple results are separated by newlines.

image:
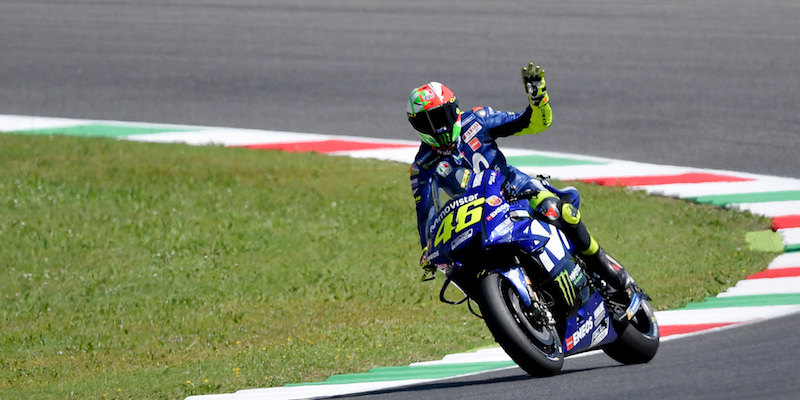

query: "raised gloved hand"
xmin=521 ymin=62 xmax=548 ymax=106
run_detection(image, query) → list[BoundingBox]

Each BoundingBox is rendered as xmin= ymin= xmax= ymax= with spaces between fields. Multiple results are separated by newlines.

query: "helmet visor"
xmin=410 ymin=102 xmax=460 ymax=147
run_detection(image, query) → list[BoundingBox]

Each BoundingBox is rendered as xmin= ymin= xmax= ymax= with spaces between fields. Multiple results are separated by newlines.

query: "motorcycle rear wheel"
xmin=478 ymin=272 xmax=564 ymax=377
xmin=603 ymin=299 xmax=660 ymax=364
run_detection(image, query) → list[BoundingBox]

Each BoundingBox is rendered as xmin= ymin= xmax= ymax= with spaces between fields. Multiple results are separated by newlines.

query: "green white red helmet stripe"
xmin=418 ymin=132 xmax=438 ymax=146
xmin=450 ymin=115 xmax=462 ymax=143
xmin=407 ymin=82 xmax=461 ymax=147
xmin=407 ymin=82 xmax=454 ymax=114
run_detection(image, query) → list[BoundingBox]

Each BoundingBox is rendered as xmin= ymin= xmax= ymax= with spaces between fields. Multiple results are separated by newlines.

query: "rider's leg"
xmin=507 ymin=169 xmax=646 ymax=304
xmin=533 ymin=195 xmax=646 ymax=299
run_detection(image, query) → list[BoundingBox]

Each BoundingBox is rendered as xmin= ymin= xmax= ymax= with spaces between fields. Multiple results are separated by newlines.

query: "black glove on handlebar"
xmin=506 ymin=189 xmax=539 ymax=203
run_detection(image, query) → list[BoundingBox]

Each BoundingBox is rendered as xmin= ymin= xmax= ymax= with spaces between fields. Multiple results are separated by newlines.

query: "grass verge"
xmin=0 ymin=133 xmax=778 ymax=399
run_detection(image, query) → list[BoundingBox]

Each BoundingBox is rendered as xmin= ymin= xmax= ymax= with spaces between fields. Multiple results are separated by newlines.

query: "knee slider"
xmin=534 ymin=197 xmax=582 ymax=227
xmin=561 ymin=202 xmax=581 ymax=226
xmin=534 ymin=197 xmax=562 ymax=221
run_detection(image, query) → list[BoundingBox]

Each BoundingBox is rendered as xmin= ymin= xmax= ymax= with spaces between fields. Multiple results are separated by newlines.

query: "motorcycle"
xmin=421 ymin=163 xmax=659 ymax=377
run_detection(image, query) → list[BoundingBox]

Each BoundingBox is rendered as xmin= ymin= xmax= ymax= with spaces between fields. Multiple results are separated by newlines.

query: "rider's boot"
xmin=580 ymin=246 xmax=649 ymax=320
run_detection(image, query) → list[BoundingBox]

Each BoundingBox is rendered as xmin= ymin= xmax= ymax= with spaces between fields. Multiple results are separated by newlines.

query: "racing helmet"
xmin=407 ymin=82 xmax=461 ymax=147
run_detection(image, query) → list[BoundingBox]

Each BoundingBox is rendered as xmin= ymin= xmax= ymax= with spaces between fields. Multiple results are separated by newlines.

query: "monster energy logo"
xmin=554 ymin=270 xmax=577 ymax=307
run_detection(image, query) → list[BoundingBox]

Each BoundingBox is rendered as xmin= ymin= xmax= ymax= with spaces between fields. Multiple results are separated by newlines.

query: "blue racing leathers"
xmin=408 ymin=97 xmax=644 ymax=305
xmin=410 ymin=103 xmax=552 ymax=249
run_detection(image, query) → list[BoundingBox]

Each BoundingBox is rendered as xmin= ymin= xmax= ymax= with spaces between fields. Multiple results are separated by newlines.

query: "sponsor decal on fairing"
xmin=494 ymin=219 xmax=513 ymax=236
xmin=488 ymin=171 xmax=497 ymax=185
xmin=554 ymin=270 xmax=576 ymax=307
xmin=451 ymin=228 xmax=473 ymax=249
xmin=568 ymin=263 xmax=584 ymax=284
xmin=590 ymin=303 xmax=610 ymax=346
xmin=487 ymin=195 xmax=502 ymax=207
xmin=590 ymin=319 xmax=609 ymax=347
xmin=431 ymin=193 xmax=480 ymax=229
xmin=486 ymin=203 xmax=509 ymax=221
xmin=566 ymin=316 xmax=594 ymax=351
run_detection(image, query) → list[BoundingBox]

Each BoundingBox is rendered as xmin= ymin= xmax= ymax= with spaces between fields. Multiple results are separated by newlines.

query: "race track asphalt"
xmin=1 ymin=0 xmax=798 ymax=178
xmin=335 ymin=313 xmax=800 ymax=400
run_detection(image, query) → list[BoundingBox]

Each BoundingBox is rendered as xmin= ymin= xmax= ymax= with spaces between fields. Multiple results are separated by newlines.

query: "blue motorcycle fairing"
xmin=489 ymin=219 xmax=575 ymax=274
xmin=427 ymin=170 xmax=576 ymax=273
xmin=495 ymin=267 xmax=533 ymax=308
xmin=425 ymin=167 xmax=625 ymax=357
xmin=425 ymin=170 xmax=505 ymax=265
xmin=562 ymin=291 xmax=620 ymax=355
xmin=546 ymin=256 xmax=621 ymax=355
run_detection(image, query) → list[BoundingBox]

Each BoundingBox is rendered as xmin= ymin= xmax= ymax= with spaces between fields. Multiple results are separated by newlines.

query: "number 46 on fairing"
xmin=434 ymin=197 xmax=485 ymax=246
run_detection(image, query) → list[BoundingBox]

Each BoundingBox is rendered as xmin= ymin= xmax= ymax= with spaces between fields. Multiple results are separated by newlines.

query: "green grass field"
xmin=0 ymin=133 xmax=778 ymax=399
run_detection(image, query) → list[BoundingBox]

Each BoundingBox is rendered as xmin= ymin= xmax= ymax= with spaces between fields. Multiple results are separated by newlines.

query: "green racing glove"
xmin=522 ymin=62 xmax=548 ymax=107
xmin=419 ymin=246 xmax=436 ymax=281
xmin=420 ymin=246 xmax=431 ymax=269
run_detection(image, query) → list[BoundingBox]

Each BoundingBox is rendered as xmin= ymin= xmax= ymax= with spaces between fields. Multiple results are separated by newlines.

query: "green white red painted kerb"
xmin=3 ymin=114 xmax=800 ymax=400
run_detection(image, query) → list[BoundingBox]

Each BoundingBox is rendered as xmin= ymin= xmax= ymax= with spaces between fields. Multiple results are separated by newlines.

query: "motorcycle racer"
xmin=407 ymin=62 xmax=647 ymax=318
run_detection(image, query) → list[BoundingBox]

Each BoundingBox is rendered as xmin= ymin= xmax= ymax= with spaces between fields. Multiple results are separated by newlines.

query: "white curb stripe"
xmin=516 ymin=162 xmax=692 ymax=181
xmin=410 ymin=347 xmax=513 ymax=366
xmin=716 ymin=276 xmax=800 ymax=297
xmin=653 ymin=306 xmax=800 ymax=325
xmin=331 ymin=148 xmax=420 ymax=163
xmin=0 ymin=115 xmax=96 ymax=131
xmin=731 ymin=200 xmax=800 ymax=217
xmin=633 ymin=179 xmax=800 ymax=199
xmin=768 ymin=253 xmax=800 ymax=269
xmin=211 ymin=379 xmax=437 ymax=400
xmin=124 ymin=129 xmax=333 ymax=146
xmin=778 ymin=228 xmax=800 ymax=247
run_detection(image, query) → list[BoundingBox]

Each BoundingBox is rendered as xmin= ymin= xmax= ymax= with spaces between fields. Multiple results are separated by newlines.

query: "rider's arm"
xmin=411 ymin=163 xmax=433 ymax=249
xmin=488 ymin=62 xmax=552 ymax=139
xmin=485 ymin=100 xmax=552 ymax=139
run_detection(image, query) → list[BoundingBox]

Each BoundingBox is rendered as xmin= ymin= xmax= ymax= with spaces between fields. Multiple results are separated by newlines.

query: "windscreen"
xmin=430 ymin=164 xmax=473 ymax=213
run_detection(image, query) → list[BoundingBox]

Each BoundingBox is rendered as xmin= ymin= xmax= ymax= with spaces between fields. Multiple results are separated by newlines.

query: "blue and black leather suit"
xmin=411 ymin=107 xmax=589 ymax=249
xmin=410 ymin=105 xmax=610 ymax=287
xmin=408 ymin=65 xmax=645 ymax=313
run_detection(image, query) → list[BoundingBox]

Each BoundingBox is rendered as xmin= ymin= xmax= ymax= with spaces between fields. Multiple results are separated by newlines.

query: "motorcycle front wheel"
xmin=478 ymin=272 xmax=564 ymax=377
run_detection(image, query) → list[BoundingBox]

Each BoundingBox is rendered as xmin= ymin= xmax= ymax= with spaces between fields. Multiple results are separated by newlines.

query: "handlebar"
xmin=505 ymin=189 xmax=539 ymax=203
